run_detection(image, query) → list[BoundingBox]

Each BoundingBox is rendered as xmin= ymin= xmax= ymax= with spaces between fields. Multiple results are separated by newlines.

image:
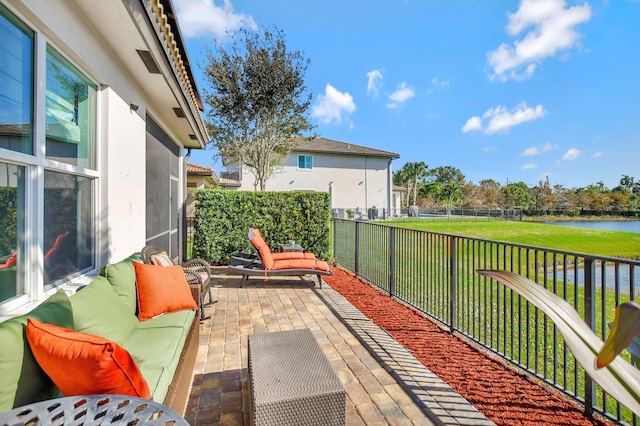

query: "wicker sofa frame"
xmin=163 ymin=284 xmax=200 ymax=414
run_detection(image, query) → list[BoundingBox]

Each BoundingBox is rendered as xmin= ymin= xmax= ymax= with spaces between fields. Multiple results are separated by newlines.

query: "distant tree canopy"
xmin=202 ymin=26 xmax=313 ymax=190
xmin=393 ymin=164 xmax=640 ymax=213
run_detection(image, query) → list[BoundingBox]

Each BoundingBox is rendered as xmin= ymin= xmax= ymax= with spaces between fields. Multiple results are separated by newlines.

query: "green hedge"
xmin=193 ymin=190 xmax=331 ymax=265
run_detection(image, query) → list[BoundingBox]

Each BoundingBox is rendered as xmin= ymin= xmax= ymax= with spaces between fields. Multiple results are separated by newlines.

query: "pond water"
xmin=542 ymin=220 xmax=640 ymax=294
xmin=544 ymin=220 xmax=640 ymax=234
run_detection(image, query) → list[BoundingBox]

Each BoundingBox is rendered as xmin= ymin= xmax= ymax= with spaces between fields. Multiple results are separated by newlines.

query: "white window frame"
xmin=297 ymin=154 xmax=313 ymax=170
xmin=0 ymin=3 xmax=100 ymax=315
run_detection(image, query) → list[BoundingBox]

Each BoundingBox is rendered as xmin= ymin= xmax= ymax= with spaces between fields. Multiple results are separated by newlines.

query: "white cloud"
xmin=562 ymin=148 xmax=580 ymax=160
xmin=311 ymin=84 xmax=356 ymax=124
xmin=487 ymin=0 xmax=591 ymax=81
xmin=522 ymin=162 xmax=537 ymax=170
xmin=462 ymin=116 xmax=483 ymax=133
xmin=427 ymin=78 xmax=450 ymax=94
xmin=463 ymin=102 xmax=547 ymax=134
xmin=520 ymin=141 xmax=555 ymax=156
xmin=173 ymin=0 xmax=257 ymax=39
xmin=386 ymin=82 xmax=415 ymax=109
xmin=592 ymin=151 xmax=603 ymax=158
xmin=484 ymin=103 xmax=547 ymax=134
xmin=366 ymin=70 xmax=383 ymax=98
xmin=520 ymin=147 xmax=539 ymax=156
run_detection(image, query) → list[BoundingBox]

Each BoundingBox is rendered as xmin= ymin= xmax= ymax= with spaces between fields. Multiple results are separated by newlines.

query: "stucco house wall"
xmin=0 ymin=0 xmax=207 ymax=316
xmin=226 ymin=138 xmax=399 ymax=214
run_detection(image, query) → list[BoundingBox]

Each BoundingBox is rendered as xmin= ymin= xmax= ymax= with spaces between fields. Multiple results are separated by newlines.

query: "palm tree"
xmin=403 ymin=162 xmax=428 ymax=206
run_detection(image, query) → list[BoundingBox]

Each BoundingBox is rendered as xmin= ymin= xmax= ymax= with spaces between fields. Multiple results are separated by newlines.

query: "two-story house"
xmin=220 ymin=137 xmax=400 ymax=217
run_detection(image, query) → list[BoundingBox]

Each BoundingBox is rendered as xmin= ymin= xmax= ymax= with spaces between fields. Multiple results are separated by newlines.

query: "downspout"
xmin=387 ymin=158 xmax=393 ymax=218
xmin=364 ymin=157 xmax=368 ymax=213
xmin=181 ymin=148 xmax=192 ymax=262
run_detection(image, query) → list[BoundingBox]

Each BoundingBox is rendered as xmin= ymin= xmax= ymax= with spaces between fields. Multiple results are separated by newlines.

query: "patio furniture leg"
xmin=317 ymin=274 xmax=323 ymax=288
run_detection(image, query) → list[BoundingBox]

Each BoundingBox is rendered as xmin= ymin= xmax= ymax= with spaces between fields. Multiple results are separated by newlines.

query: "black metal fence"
xmin=331 ymin=207 xmax=522 ymax=221
xmin=333 ymin=218 xmax=640 ymax=424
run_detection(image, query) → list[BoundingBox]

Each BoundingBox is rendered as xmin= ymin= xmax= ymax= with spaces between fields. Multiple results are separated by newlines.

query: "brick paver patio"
xmin=185 ymin=269 xmax=494 ymax=426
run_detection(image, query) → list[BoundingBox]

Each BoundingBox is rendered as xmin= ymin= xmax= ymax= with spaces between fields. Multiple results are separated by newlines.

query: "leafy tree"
xmin=478 ymin=179 xmax=503 ymax=208
xmin=531 ymin=176 xmax=557 ymax=211
xmin=438 ymin=182 xmax=463 ymax=214
xmin=503 ymin=182 xmax=535 ymax=209
xmin=428 ymin=166 xmax=465 ymax=186
xmin=397 ymin=162 xmax=428 ymax=206
xmin=202 ymin=27 xmax=313 ymax=190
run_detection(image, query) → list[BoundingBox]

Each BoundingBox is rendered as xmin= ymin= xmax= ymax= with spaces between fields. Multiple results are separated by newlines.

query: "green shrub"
xmin=193 ymin=190 xmax=331 ymax=264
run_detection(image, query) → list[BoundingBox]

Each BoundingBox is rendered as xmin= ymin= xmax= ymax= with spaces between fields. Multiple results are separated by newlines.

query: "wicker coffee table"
xmin=0 ymin=394 xmax=188 ymax=425
xmin=248 ymin=328 xmax=346 ymax=426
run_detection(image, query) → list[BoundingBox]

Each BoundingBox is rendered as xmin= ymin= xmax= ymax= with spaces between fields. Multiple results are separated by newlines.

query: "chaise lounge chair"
xmin=227 ymin=228 xmax=331 ymax=287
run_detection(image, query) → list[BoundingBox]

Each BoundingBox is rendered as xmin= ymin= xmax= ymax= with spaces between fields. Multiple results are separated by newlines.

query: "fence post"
xmin=583 ymin=257 xmax=596 ymax=416
xmin=389 ymin=227 xmax=395 ymax=297
xmin=333 ymin=218 xmax=337 ymax=261
xmin=354 ymin=220 xmax=360 ymax=276
xmin=449 ymin=236 xmax=457 ymax=333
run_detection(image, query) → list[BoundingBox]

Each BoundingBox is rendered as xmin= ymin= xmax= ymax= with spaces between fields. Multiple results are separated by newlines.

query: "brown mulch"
xmin=323 ymin=267 xmax=612 ymax=426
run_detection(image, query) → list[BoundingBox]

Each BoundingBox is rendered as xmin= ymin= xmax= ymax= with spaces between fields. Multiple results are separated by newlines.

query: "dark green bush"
xmin=193 ymin=190 xmax=331 ymax=264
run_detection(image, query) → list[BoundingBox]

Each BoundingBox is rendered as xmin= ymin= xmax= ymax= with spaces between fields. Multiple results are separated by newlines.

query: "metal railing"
xmin=333 ymin=218 xmax=640 ymax=424
xmin=331 ymin=207 xmax=522 ymax=221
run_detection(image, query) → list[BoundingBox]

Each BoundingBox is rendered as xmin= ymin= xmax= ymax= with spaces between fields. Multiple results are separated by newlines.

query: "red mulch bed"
xmin=324 ymin=267 xmax=611 ymax=426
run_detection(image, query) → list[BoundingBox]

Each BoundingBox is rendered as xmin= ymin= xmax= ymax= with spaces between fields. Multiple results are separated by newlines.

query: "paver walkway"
xmin=185 ymin=270 xmax=494 ymax=426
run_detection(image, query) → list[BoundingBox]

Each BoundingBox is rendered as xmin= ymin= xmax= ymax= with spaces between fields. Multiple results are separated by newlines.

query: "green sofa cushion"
xmin=135 ymin=309 xmax=194 ymax=331
xmin=121 ymin=322 xmax=191 ymax=402
xmin=69 ymin=276 xmax=138 ymax=344
xmin=0 ymin=290 xmax=73 ymax=412
xmin=99 ymin=253 xmax=140 ymax=316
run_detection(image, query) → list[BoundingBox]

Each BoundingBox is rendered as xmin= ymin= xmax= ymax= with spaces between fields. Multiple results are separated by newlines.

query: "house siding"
xmin=238 ymin=153 xmax=393 ymax=212
xmin=0 ymin=0 xmax=207 ymax=316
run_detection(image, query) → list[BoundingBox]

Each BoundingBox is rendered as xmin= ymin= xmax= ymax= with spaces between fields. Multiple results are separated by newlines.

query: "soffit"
xmin=71 ymin=0 xmax=207 ymax=149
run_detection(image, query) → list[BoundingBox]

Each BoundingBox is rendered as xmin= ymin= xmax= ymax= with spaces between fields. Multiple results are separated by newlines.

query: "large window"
xmin=46 ymin=47 xmax=97 ymax=168
xmin=0 ymin=3 xmax=33 ymax=154
xmin=0 ymin=5 xmax=97 ymax=310
xmin=43 ymin=171 xmax=93 ymax=285
xmin=298 ymin=154 xmax=312 ymax=170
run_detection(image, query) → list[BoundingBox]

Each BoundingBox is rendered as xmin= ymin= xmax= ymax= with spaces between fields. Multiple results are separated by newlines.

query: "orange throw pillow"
xmin=134 ymin=263 xmax=198 ymax=321
xmin=25 ymin=318 xmax=150 ymax=398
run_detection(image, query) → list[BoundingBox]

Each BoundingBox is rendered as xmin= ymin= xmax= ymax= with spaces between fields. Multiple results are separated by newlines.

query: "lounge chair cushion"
xmin=25 ymin=319 xmax=151 ymax=398
xmin=249 ymin=228 xmax=275 ymax=269
xmin=271 ymin=258 xmax=316 ymax=270
xmin=134 ymin=263 xmax=198 ymax=321
xmin=271 ymin=252 xmax=316 ymax=261
xmin=270 ymin=258 xmax=330 ymax=272
xmin=314 ymin=260 xmax=331 ymax=272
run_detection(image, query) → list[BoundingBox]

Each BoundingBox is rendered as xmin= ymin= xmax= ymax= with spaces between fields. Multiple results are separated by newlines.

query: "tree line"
xmin=394 ymin=162 xmax=640 ymax=213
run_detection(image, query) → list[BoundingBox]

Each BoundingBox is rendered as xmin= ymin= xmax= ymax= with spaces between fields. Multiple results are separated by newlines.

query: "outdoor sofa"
xmin=0 ymin=254 xmax=200 ymax=416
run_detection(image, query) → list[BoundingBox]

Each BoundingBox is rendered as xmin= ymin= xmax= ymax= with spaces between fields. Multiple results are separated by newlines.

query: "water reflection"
xmin=548 ymin=262 xmax=640 ymax=296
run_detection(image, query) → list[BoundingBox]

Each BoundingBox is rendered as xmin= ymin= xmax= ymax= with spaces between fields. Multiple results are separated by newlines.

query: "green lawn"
xmin=386 ymin=219 xmax=640 ymax=260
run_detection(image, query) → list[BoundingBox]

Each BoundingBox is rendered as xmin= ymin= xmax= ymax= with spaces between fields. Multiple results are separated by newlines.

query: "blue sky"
xmin=176 ymin=0 xmax=640 ymax=189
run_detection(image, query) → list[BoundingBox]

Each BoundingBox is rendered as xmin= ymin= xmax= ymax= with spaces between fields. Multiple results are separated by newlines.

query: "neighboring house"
xmin=392 ymin=186 xmax=408 ymax=215
xmin=0 ymin=0 xmax=208 ymax=316
xmin=220 ymin=137 xmax=400 ymax=216
xmin=186 ymin=163 xmax=219 ymax=217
